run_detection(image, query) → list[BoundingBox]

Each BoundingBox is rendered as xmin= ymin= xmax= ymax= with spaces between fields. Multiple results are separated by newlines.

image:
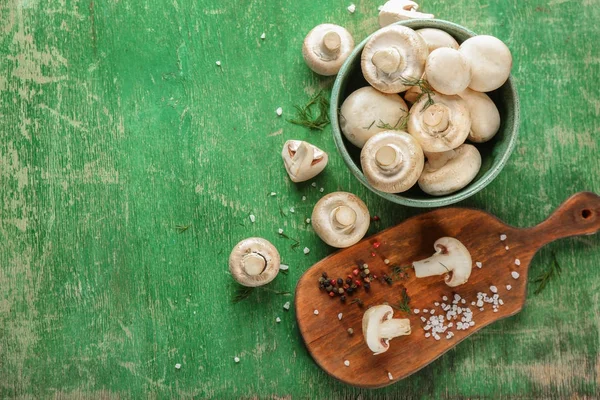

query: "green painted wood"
xmin=0 ymin=0 xmax=598 ymax=398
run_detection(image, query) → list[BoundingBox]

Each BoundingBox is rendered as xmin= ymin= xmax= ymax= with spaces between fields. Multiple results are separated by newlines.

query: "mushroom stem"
xmin=242 ymin=253 xmax=267 ymax=276
xmin=379 ymin=318 xmax=411 ymax=339
xmin=321 ymin=31 xmax=341 ymax=58
xmin=424 ymin=150 xmax=455 ymax=171
xmin=413 ymin=256 xmax=451 ymax=278
xmin=331 ymin=206 xmax=357 ymax=230
xmin=422 ymin=104 xmax=450 ymax=132
xmin=412 ymin=237 xmax=472 ymax=287
xmin=372 ymin=48 xmax=404 ymax=74
xmin=375 ymin=144 xmax=402 ymax=169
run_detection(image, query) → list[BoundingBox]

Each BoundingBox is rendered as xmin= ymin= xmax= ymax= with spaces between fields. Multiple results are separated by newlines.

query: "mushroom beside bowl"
xmin=330 ymin=19 xmax=520 ymax=208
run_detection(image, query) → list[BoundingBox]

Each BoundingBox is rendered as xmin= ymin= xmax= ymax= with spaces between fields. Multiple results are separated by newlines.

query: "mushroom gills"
xmin=281 ymin=140 xmax=328 ymax=183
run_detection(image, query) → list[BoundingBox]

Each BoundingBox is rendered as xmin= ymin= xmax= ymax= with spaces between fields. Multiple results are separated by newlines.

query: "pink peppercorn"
xmin=373 ymin=242 xmax=381 ymax=249
xmin=353 ymin=269 xmax=359 ymax=276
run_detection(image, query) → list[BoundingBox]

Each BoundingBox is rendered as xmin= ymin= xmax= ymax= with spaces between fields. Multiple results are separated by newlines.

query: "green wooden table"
xmin=1 ymin=0 xmax=598 ymax=398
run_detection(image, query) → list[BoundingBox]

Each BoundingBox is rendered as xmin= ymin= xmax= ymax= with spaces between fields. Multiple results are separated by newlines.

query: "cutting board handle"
xmin=524 ymin=192 xmax=600 ymax=249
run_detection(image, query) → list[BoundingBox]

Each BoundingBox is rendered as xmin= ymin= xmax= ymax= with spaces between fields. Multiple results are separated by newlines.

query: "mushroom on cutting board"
xmin=418 ymin=144 xmax=482 ymax=196
xmin=413 ymin=237 xmax=472 ymax=287
xmin=459 ymin=35 xmax=513 ymax=92
xmin=302 ymin=24 xmax=354 ymax=76
xmin=281 ymin=140 xmax=328 ymax=182
xmin=425 ymin=48 xmax=472 ymax=95
xmin=360 ymin=130 xmax=424 ymax=193
xmin=361 ymin=25 xmax=429 ymax=94
xmin=458 ymin=89 xmax=501 ymax=143
xmin=311 ymin=192 xmax=370 ymax=248
xmin=416 ymin=28 xmax=459 ymax=53
xmin=339 ymin=87 xmax=409 ymax=148
xmin=407 ymin=92 xmax=471 ymax=153
xmin=378 ymin=0 xmax=434 ymax=27
xmin=229 ymin=238 xmax=281 ymax=287
xmin=362 ymin=304 xmax=411 ymax=355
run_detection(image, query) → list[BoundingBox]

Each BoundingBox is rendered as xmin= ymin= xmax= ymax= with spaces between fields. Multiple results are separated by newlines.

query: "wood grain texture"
xmin=0 ymin=0 xmax=598 ymax=398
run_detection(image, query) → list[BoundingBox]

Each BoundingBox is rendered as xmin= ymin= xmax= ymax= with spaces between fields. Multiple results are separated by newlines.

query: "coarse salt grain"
xmin=216 ymin=60 xmax=221 ymax=66
xmin=425 ymin=332 xmax=431 ymax=338
xmin=423 ymin=309 xmax=428 ymax=313
xmin=430 ymin=309 xmax=435 ymax=314
xmin=311 ymin=182 xmax=317 ymax=187
xmin=175 ymin=363 xmax=181 ymax=369
xmin=338 ymin=313 xmax=343 ymax=320
xmin=347 ymin=3 xmax=356 ymax=13
xmin=505 ymin=246 xmax=510 ymax=251
xmin=302 ymin=196 xmax=306 ymax=201
xmin=234 ymin=357 xmax=240 ymax=363
xmin=494 ymin=309 xmax=498 ymax=312
xmin=283 ymin=301 xmax=290 ymax=310
xmin=500 ymin=234 xmax=507 ymax=241
xmin=511 ymin=271 xmax=520 ymax=279
xmin=490 ymin=286 xmax=498 ymax=293
xmin=515 ymin=259 xmax=521 ymax=266
xmin=388 ymin=372 xmax=393 ymax=381
xmin=249 ymin=214 xmax=256 ymax=223
xmin=306 ymin=218 xmax=311 ymax=224
xmin=461 ymin=299 xmax=466 ymax=304
xmin=260 ymin=32 xmax=266 ymax=40
xmin=276 ymin=107 xmax=283 ymax=116
xmin=442 ymin=296 xmax=448 ymax=301
xmin=414 ymin=309 xmax=420 ymax=314
xmin=279 ymin=264 xmax=289 ymax=271
xmin=319 ymin=187 xmax=324 ymax=192
xmin=270 ymin=192 xmax=277 ymax=196
xmin=289 ymin=207 xmax=295 ymax=213
xmin=278 ymin=228 xmax=283 ymax=234
xmin=384 ymin=259 xmax=390 ymax=264
xmin=313 ymin=309 xmax=319 ymax=315
xmin=506 ymin=285 xmax=512 ymax=291
xmin=303 ymin=247 xmax=310 ymax=255
xmin=476 ymin=262 xmax=482 ymax=268
xmin=276 ymin=317 xmax=281 ymax=323
xmin=344 ymin=360 xmax=350 ymax=367
xmin=434 ymin=302 xmax=439 ymax=306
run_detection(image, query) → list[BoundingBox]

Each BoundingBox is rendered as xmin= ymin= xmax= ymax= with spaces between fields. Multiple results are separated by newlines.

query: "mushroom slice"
xmin=281 ymin=140 xmax=328 ymax=182
xmin=425 ymin=48 xmax=471 ymax=95
xmin=458 ymin=89 xmax=501 ymax=143
xmin=459 ymin=35 xmax=513 ymax=92
xmin=229 ymin=238 xmax=280 ymax=287
xmin=302 ymin=24 xmax=354 ymax=76
xmin=418 ymin=144 xmax=481 ymax=196
xmin=362 ymin=304 xmax=411 ymax=355
xmin=412 ymin=237 xmax=472 ymax=287
xmin=378 ymin=0 xmax=434 ymax=28
xmin=311 ymin=192 xmax=370 ymax=248
xmin=361 ymin=25 xmax=429 ymax=94
xmin=416 ymin=28 xmax=459 ymax=53
xmin=340 ymin=87 xmax=409 ymax=148
xmin=361 ymin=130 xmax=424 ymax=193
xmin=407 ymin=92 xmax=471 ymax=153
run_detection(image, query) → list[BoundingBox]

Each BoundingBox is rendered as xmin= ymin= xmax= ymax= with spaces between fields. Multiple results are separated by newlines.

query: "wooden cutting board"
xmin=295 ymin=192 xmax=600 ymax=388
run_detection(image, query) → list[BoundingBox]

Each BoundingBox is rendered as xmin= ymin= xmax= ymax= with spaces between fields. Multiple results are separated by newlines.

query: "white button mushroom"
xmin=407 ymin=93 xmax=471 ymax=153
xmin=412 ymin=237 xmax=472 ymax=287
xmin=362 ymin=304 xmax=411 ymax=355
xmin=416 ymin=28 xmax=459 ymax=53
xmin=311 ymin=192 xmax=370 ymax=248
xmin=360 ymin=130 xmax=424 ymax=193
xmin=425 ymin=48 xmax=472 ymax=95
xmin=229 ymin=238 xmax=281 ymax=287
xmin=458 ymin=88 xmax=501 ymax=143
xmin=378 ymin=0 xmax=434 ymax=28
xmin=418 ymin=144 xmax=481 ymax=196
xmin=361 ymin=25 xmax=429 ymax=94
xmin=302 ymin=24 xmax=354 ymax=76
xmin=281 ymin=140 xmax=328 ymax=183
xmin=339 ymin=87 xmax=409 ymax=148
xmin=459 ymin=35 xmax=513 ymax=93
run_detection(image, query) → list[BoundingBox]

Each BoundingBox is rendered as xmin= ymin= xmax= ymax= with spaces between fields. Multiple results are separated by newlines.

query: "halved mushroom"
xmin=361 ymin=25 xmax=429 ymax=94
xmin=340 ymin=87 xmax=409 ymax=148
xmin=458 ymin=89 xmax=501 ymax=143
xmin=416 ymin=28 xmax=459 ymax=53
xmin=302 ymin=24 xmax=354 ymax=76
xmin=378 ymin=0 xmax=434 ymax=28
xmin=407 ymin=92 xmax=471 ymax=152
xmin=413 ymin=237 xmax=472 ymax=287
xmin=360 ymin=130 xmax=424 ymax=193
xmin=362 ymin=304 xmax=411 ymax=355
xmin=459 ymin=35 xmax=513 ymax=92
xmin=311 ymin=192 xmax=370 ymax=248
xmin=418 ymin=144 xmax=481 ymax=196
xmin=281 ymin=140 xmax=328 ymax=182
xmin=229 ymin=238 xmax=281 ymax=287
xmin=425 ymin=48 xmax=471 ymax=95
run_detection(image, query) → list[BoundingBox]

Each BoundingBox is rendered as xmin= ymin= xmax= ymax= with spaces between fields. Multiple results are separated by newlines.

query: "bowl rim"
xmin=330 ymin=19 xmax=520 ymax=208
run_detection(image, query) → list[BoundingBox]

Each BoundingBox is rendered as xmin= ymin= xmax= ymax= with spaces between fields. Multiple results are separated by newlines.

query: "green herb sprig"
xmin=232 ymin=285 xmax=291 ymax=303
xmin=175 ymin=224 xmax=191 ymax=233
xmin=533 ymin=252 xmax=562 ymax=295
xmin=391 ymin=265 xmax=411 ymax=281
xmin=288 ymin=90 xmax=330 ymax=130
xmin=400 ymin=76 xmax=435 ymax=111
xmin=391 ymin=287 xmax=411 ymax=314
xmin=279 ymin=231 xmax=300 ymax=250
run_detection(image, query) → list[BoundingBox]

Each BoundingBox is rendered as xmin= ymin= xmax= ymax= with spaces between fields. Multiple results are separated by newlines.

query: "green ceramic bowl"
xmin=330 ymin=19 xmax=520 ymax=207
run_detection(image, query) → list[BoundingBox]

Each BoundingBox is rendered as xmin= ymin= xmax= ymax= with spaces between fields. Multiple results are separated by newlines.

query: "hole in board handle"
xmin=581 ymin=209 xmax=592 ymax=219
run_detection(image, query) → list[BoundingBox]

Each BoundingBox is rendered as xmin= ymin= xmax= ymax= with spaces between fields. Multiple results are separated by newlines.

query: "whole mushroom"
xmin=425 ymin=48 xmax=471 ymax=95
xmin=302 ymin=24 xmax=354 ymax=76
xmin=362 ymin=304 xmax=411 ymax=355
xmin=311 ymin=192 xmax=370 ymax=248
xmin=418 ymin=144 xmax=482 ymax=196
xmin=361 ymin=25 xmax=429 ymax=94
xmin=459 ymin=35 xmax=513 ymax=92
xmin=413 ymin=237 xmax=472 ymax=287
xmin=281 ymin=140 xmax=328 ymax=182
xmin=340 ymin=87 xmax=409 ymax=148
xmin=458 ymin=89 xmax=501 ymax=143
xmin=360 ymin=130 xmax=424 ymax=193
xmin=416 ymin=28 xmax=459 ymax=53
xmin=229 ymin=238 xmax=281 ymax=287
xmin=407 ymin=92 xmax=471 ymax=153
xmin=378 ymin=0 xmax=434 ymax=28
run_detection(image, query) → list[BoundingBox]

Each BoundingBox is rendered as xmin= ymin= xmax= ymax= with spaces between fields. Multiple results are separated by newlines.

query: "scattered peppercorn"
xmin=372 ymin=215 xmax=380 ymax=221
xmin=330 ymin=279 xmax=336 ymax=286
xmin=373 ymin=242 xmax=381 ymax=249
xmin=364 ymin=277 xmax=371 ymax=283
xmin=329 ymin=292 xmax=335 ymax=297
xmin=364 ymin=268 xmax=370 ymax=275
xmin=326 ymin=285 xmax=333 ymax=292
xmin=360 ymin=271 xmax=366 ymax=278
xmin=364 ymin=283 xmax=371 ymax=291
xmin=353 ymin=269 xmax=359 ymax=276
xmin=322 ymin=272 xmax=328 ymax=279
xmin=347 ymin=328 xmax=354 ymax=335
xmin=345 ymin=278 xmax=352 ymax=285
xmin=371 ymin=252 xmax=376 ymax=257
xmin=354 ymin=280 xmax=362 ymax=286
xmin=340 ymin=295 xmax=346 ymax=302
xmin=338 ymin=288 xmax=344 ymax=294
xmin=337 ymin=278 xmax=343 ymax=286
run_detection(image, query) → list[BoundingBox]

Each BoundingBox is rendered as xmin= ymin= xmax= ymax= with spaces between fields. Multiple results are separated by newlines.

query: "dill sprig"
xmin=391 ymin=287 xmax=411 ymax=314
xmin=232 ymin=285 xmax=291 ymax=303
xmin=376 ymin=112 xmax=409 ymax=131
xmin=279 ymin=232 xmax=300 ymax=250
xmin=288 ymin=90 xmax=330 ymax=130
xmin=175 ymin=224 xmax=191 ymax=233
xmin=391 ymin=265 xmax=411 ymax=281
xmin=350 ymin=298 xmax=364 ymax=308
xmin=400 ymin=76 xmax=435 ymax=111
xmin=533 ymin=252 xmax=562 ymax=295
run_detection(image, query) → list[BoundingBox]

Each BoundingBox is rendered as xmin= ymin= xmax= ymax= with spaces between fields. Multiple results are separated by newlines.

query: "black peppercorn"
xmin=322 ymin=272 xmax=328 ymax=279
xmin=345 ymin=278 xmax=352 ymax=285
xmin=364 ymin=283 xmax=371 ymax=291
xmin=360 ymin=271 xmax=366 ymax=278
xmin=337 ymin=278 xmax=343 ymax=286
xmin=326 ymin=285 xmax=333 ymax=292
xmin=340 ymin=295 xmax=346 ymax=302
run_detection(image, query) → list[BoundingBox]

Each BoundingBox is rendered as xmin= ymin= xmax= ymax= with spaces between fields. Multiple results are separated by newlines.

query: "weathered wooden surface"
xmin=0 ymin=0 xmax=598 ymax=398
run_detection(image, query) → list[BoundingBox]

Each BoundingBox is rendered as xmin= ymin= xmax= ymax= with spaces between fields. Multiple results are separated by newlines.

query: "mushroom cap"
xmin=360 ymin=130 xmax=424 ymax=193
xmin=378 ymin=0 xmax=434 ymax=27
xmin=459 ymin=35 xmax=512 ymax=92
xmin=281 ymin=140 xmax=328 ymax=182
xmin=340 ymin=87 xmax=409 ymax=148
xmin=416 ymin=28 xmax=459 ymax=53
xmin=229 ymin=237 xmax=281 ymax=287
xmin=407 ymin=92 xmax=471 ymax=152
xmin=425 ymin=48 xmax=472 ymax=95
xmin=311 ymin=192 xmax=370 ymax=248
xmin=362 ymin=305 xmax=394 ymax=354
xmin=361 ymin=25 xmax=429 ymax=94
xmin=458 ymin=89 xmax=501 ymax=143
xmin=302 ymin=24 xmax=354 ymax=76
xmin=418 ymin=144 xmax=482 ymax=196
